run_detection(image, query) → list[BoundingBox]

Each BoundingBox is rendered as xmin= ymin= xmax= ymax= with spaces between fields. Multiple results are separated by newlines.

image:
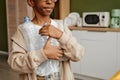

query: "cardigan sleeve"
xmin=8 ymin=26 xmax=48 ymax=73
xmin=58 ymin=23 xmax=84 ymax=62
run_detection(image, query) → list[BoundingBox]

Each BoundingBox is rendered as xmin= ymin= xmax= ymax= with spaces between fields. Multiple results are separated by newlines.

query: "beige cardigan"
xmin=8 ymin=21 xmax=84 ymax=80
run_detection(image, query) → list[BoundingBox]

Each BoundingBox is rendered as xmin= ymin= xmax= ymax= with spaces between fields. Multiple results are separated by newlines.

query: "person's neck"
xmin=32 ymin=14 xmax=51 ymax=25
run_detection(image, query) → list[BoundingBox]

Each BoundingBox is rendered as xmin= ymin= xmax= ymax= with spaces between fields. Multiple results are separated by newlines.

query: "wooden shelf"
xmin=69 ymin=26 xmax=120 ymax=32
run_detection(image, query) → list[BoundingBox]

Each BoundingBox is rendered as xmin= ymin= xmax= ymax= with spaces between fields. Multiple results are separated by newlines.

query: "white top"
xmin=22 ymin=19 xmax=62 ymax=76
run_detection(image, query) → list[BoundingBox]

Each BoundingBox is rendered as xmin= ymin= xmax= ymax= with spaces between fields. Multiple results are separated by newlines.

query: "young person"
xmin=8 ymin=0 xmax=84 ymax=80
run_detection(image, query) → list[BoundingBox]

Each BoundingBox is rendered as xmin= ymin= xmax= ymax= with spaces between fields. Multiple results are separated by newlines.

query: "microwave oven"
xmin=82 ymin=12 xmax=110 ymax=27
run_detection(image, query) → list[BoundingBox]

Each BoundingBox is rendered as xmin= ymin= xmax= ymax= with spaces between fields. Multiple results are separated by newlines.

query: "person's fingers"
xmin=56 ymin=46 xmax=62 ymax=50
xmin=41 ymin=32 xmax=49 ymax=36
xmin=51 ymin=56 xmax=59 ymax=60
xmin=58 ymin=50 xmax=64 ymax=54
xmin=56 ymin=56 xmax=60 ymax=60
xmin=39 ymin=23 xmax=50 ymax=32
xmin=39 ymin=28 xmax=48 ymax=33
xmin=57 ymin=53 xmax=63 ymax=57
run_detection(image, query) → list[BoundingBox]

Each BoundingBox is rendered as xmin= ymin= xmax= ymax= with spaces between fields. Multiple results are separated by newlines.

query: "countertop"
xmin=69 ymin=26 xmax=120 ymax=32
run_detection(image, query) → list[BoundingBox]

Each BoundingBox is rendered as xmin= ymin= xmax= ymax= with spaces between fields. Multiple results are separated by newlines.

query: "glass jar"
xmin=110 ymin=9 xmax=120 ymax=28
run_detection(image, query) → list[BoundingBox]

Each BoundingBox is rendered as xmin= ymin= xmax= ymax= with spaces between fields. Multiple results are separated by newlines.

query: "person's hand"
xmin=43 ymin=37 xmax=64 ymax=60
xmin=39 ymin=24 xmax=63 ymax=39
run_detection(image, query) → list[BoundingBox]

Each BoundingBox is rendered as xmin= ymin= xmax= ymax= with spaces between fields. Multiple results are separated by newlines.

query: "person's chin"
xmin=45 ymin=11 xmax=53 ymax=16
xmin=42 ymin=13 xmax=51 ymax=17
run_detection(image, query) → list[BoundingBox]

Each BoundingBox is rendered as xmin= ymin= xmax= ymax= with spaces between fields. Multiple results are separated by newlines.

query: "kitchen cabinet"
xmin=71 ymin=60 xmax=82 ymax=75
xmin=117 ymin=33 xmax=120 ymax=70
xmin=71 ymin=30 xmax=118 ymax=79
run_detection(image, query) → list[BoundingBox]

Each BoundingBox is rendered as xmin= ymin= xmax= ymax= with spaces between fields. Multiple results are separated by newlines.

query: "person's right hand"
xmin=39 ymin=23 xmax=63 ymax=39
xmin=43 ymin=37 xmax=64 ymax=60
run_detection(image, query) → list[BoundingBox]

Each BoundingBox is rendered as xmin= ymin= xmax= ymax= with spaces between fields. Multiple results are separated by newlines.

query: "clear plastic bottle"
xmin=22 ymin=16 xmax=48 ymax=51
xmin=22 ymin=17 xmax=60 ymax=80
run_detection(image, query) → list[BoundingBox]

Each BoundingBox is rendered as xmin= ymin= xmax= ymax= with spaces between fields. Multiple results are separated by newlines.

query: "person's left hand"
xmin=39 ymin=24 xmax=63 ymax=39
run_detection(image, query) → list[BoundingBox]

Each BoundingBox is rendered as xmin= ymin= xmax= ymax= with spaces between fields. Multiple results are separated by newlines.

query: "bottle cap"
xmin=24 ymin=16 xmax=30 ymax=22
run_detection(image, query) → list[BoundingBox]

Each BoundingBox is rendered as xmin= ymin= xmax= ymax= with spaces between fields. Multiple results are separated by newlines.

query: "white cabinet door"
xmin=72 ymin=31 xmax=117 ymax=80
xmin=117 ymin=33 xmax=120 ymax=70
xmin=71 ymin=31 xmax=85 ymax=74
xmin=71 ymin=61 xmax=81 ymax=74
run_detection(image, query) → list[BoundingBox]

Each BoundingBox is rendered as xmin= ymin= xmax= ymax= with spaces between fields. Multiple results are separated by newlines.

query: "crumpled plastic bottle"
xmin=22 ymin=17 xmax=60 ymax=79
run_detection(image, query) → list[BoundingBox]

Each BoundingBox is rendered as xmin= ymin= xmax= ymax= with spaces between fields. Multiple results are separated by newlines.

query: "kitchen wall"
xmin=0 ymin=0 xmax=8 ymax=51
xmin=6 ymin=0 xmax=30 ymax=52
xmin=70 ymin=0 xmax=120 ymax=16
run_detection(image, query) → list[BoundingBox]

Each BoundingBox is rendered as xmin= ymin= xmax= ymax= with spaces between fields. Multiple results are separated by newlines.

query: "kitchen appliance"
xmin=82 ymin=12 xmax=110 ymax=27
